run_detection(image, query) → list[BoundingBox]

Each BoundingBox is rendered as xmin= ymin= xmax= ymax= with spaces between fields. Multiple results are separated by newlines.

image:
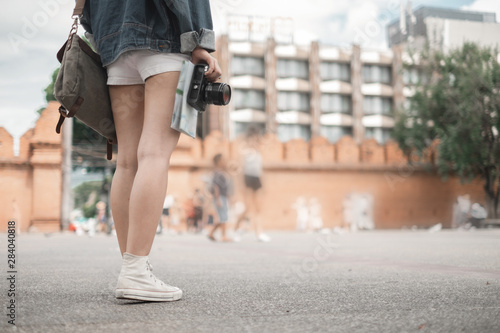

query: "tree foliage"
xmin=36 ymin=68 xmax=60 ymax=115
xmin=44 ymin=68 xmax=59 ymax=103
xmin=73 ymin=181 xmax=102 ymax=218
xmin=393 ymin=43 xmax=500 ymax=217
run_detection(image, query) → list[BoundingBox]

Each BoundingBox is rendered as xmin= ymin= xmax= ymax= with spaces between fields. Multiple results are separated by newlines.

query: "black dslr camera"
xmin=187 ymin=64 xmax=231 ymax=112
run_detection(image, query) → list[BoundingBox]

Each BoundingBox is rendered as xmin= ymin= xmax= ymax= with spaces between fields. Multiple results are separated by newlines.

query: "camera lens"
xmin=204 ymin=83 xmax=232 ymax=106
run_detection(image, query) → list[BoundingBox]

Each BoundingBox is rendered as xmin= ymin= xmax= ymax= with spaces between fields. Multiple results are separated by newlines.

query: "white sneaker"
xmin=115 ymin=252 xmax=182 ymax=302
xmin=257 ymin=233 xmax=271 ymax=242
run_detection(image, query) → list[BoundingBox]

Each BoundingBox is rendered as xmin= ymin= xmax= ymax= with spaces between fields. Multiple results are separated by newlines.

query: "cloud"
xmin=0 ymin=0 xmax=74 ymax=137
xmin=211 ymin=0 xmax=400 ymax=48
xmin=461 ymin=0 xmax=500 ymax=21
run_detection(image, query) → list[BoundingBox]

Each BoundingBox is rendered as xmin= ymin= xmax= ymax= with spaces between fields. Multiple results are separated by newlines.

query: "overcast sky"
xmin=1 ymin=0 xmax=499 ymax=143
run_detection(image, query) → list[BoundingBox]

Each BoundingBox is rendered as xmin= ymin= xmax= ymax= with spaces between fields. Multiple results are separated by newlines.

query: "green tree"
xmin=73 ymin=180 xmax=103 ymax=218
xmin=393 ymin=43 xmax=500 ymax=218
xmin=36 ymin=68 xmax=59 ymax=114
xmin=73 ymin=180 xmax=102 ymax=208
xmin=44 ymin=67 xmax=59 ymax=102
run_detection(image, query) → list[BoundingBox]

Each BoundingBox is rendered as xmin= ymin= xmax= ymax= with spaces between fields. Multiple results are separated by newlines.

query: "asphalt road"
xmin=2 ymin=229 xmax=499 ymax=333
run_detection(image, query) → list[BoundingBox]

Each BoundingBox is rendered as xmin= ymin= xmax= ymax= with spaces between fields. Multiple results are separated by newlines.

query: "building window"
xmin=233 ymin=122 xmax=266 ymax=138
xmin=277 ymin=59 xmax=309 ymax=79
xmin=320 ymin=126 xmax=353 ymax=143
xmin=277 ymin=124 xmax=311 ymax=142
xmin=321 ymin=94 xmax=352 ymax=114
xmin=363 ymin=96 xmax=393 ymax=115
xmin=233 ymin=89 xmax=265 ymax=110
xmin=231 ymin=56 xmax=265 ymax=77
xmin=320 ymin=62 xmax=350 ymax=82
xmin=363 ymin=65 xmax=392 ymax=84
xmin=277 ymin=91 xmax=310 ymax=112
xmin=403 ymin=67 xmax=427 ymax=85
xmin=365 ymin=127 xmax=392 ymax=144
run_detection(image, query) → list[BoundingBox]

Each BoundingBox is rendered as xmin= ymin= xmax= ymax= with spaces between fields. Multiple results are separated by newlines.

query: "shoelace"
xmin=145 ymin=260 xmax=165 ymax=286
xmin=146 ymin=260 xmax=153 ymax=272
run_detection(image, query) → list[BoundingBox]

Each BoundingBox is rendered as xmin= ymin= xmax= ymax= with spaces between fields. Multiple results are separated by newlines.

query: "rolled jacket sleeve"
xmin=163 ymin=0 xmax=216 ymax=54
xmin=180 ymin=28 xmax=215 ymax=54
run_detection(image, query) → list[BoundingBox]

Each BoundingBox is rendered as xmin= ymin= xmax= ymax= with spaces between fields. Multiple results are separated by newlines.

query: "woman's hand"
xmin=191 ymin=46 xmax=222 ymax=82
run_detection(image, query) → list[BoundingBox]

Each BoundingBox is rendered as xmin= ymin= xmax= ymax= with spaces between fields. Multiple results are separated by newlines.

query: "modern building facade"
xmin=204 ymin=7 xmax=500 ymax=145
xmin=387 ymin=5 xmax=500 ymax=51
xmin=206 ymin=34 xmax=405 ymax=145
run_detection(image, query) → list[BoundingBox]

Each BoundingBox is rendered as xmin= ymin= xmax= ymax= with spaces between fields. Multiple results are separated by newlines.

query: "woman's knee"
xmin=137 ymin=146 xmax=173 ymax=166
xmin=116 ymin=154 xmax=138 ymax=172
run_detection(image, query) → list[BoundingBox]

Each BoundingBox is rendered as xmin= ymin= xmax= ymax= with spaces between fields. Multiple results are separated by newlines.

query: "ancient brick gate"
xmin=0 ymin=102 xmax=484 ymax=232
xmin=0 ymin=102 xmax=62 ymax=232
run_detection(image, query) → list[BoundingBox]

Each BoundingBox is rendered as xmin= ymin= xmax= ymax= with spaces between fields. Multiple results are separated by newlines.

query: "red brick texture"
xmin=0 ymin=103 xmax=486 ymax=232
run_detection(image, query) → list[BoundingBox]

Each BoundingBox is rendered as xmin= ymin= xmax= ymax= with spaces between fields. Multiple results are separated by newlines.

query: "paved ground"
xmin=1 ymin=229 xmax=500 ymax=332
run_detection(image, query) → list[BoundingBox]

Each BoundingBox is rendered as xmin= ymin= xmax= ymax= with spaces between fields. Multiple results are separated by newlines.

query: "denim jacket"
xmin=81 ymin=0 xmax=215 ymax=67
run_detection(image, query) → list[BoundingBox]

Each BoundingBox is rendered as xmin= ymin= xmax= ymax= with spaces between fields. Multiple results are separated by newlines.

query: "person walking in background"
xmin=234 ymin=126 xmax=271 ymax=242
xmin=293 ymin=196 xmax=309 ymax=231
xmin=168 ymin=195 xmax=182 ymax=232
xmin=308 ymin=197 xmax=324 ymax=232
xmin=200 ymin=174 xmax=216 ymax=230
xmin=208 ymin=154 xmax=232 ymax=242
xmin=81 ymin=0 xmax=221 ymax=302
xmin=157 ymin=194 xmax=174 ymax=235
xmin=453 ymin=194 xmax=472 ymax=228
xmin=183 ymin=195 xmax=196 ymax=232
xmin=192 ymin=188 xmax=204 ymax=232
xmin=96 ymin=201 xmax=108 ymax=233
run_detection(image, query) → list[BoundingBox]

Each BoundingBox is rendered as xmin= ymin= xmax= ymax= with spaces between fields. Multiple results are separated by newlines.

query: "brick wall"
xmin=0 ymin=102 xmax=62 ymax=232
xmin=168 ymin=131 xmax=485 ymax=229
xmin=0 ymin=102 xmax=485 ymax=232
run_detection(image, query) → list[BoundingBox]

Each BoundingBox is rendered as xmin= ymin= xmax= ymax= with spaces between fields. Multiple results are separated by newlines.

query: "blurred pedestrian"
xmin=208 ymin=154 xmax=232 ymax=242
xmin=453 ymin=194 xmax=471 ymax=228
xmin=169 ymin=195 xmax=182 ymax=232
xmin=157 ymin=194 xmax=174 ymax=235
xmin=201 ymin=174 xmax=216 ymax=229
xmin=469 ymin=202 xmax=487 ymax=228
xmin=192 ymin=189 xmax=204 ymax=232
xmin=234 ymin=126 xmax=271 ymax=242
xmin=293 ymin=196 xmax=309 ymax=231
xmin=183 ymin=195 xmax=196 ymax=232
xmin=308 ymin=197 xmax=323 ymax=231
xmin=96 ymin=201 xmax=108 ymax=233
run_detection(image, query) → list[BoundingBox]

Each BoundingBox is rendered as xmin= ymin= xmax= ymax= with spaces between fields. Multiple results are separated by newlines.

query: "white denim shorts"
xmin=106 ymin=50 xmax=190 ymax=85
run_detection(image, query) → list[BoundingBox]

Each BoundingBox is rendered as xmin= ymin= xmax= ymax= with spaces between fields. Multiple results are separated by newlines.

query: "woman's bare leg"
xmin=208 ymin=206 xmax=220 ymax=240
xmin=234 ymin=209 xmax=247 ymax=231
xmin=234 ymin=188 xmax=251 ymax=231
xmin=250 ymin=190 xmax=263 ymax=236
xmin=220 ymin=224 xmax=229 ymax=241
xmin=126 ymin=72 xmax=180 ymax=256
xmin=109 ymin=85 xmax=145 ymax=255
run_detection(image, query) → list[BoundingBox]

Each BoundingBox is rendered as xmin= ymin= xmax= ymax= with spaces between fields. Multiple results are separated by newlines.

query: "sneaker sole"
xmin=115 ymin=288 xmax=182 ymax=302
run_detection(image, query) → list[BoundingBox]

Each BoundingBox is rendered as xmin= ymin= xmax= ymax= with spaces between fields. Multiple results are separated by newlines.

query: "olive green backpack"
xmin=53 ymin=0 xmax=116 ymax=160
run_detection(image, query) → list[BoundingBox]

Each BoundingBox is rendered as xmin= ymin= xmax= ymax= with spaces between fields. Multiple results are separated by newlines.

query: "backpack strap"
xmin=55 ymin=108 xmax=66 ymax=134
xmin=55 ymin=97 xmax=84 ymax=133
xmin=106 ymin=139 xmax=113 ymax=160
xmin=73 ymin=0 xmax=86 ymax=17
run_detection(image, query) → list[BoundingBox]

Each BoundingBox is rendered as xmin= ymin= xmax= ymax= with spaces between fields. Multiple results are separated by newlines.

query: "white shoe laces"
xmin=146 ymin=260 xmax=153 ymax=272
xmin=145 ymin=260 xmax=164 ymax=286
